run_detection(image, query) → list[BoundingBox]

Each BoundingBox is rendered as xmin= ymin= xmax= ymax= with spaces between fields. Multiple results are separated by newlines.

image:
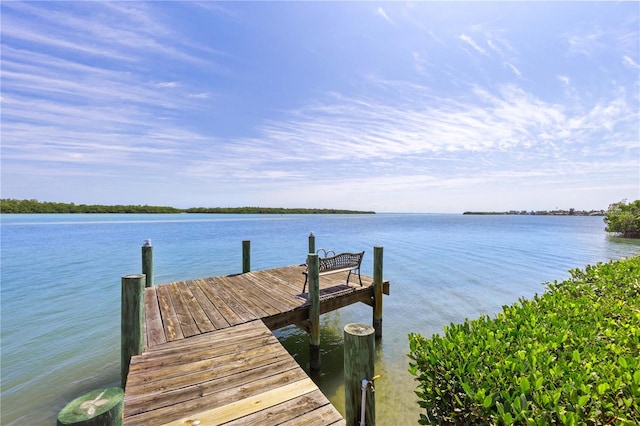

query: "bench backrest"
xmin=319 ymin=252 xmax=364 ymax=272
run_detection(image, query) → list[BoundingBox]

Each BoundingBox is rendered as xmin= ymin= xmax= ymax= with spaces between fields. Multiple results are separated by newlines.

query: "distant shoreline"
xmin=0 ymin=199 xmax=375 ymax=215
xmin=463 ymin=209 xmax=605 ymax=216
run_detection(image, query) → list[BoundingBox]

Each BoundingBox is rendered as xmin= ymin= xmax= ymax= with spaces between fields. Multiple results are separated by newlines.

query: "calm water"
xmin=1 ymin=213 xmax=638 ymax=425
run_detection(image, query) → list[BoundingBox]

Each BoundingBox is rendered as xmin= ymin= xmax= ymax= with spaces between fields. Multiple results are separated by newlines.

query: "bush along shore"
xmin=409 ymin=256 xmax=640 ymax=425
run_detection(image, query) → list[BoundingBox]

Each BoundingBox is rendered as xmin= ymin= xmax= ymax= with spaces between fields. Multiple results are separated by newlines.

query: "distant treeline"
xmin=0 ymin=199 xmax=375 ymax=215
xmin=463 ymin=209 xmax=605 ymax=216
xmin=184 ymin=206 xmax=374 ymax=214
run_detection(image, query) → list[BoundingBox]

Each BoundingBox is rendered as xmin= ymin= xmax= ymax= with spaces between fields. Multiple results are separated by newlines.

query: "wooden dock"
xmin=122 ymin=264 xmax=389 ymax=425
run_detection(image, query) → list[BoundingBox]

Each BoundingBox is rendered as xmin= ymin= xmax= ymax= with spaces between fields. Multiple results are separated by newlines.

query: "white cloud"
xmin=156 ymin=81 xmax=179 ymax=88
xmin=174 ymin=79 xmax=637 ymax=202
xmin=505 ymin=62 xmax=521 ymax=77
xmin=413 ymin=51 xmax=427 ymax=75
xmin=459 ymin=34 xmax=488 ymax=56
xmin=622 ymin=55 xmax=640 ymax=69
xmin=187 ymin=92 xmax=211 ymax=99
xmin=567 ymin=30 xmax=605 ymax=58
xmin=376 ymin=6 xmax=394 ymax=24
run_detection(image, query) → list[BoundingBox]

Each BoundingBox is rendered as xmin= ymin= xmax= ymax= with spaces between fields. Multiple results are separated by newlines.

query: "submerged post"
xmin=308 ymin=253 xmax=321 ymax=371
xmin=242 ymin=240 xmax=251 ymax=273
xmin=121 ymin=274 xmax=145 ymax=389
xmin=344 ymin=323 xmax=376 ymax=426
xmin=141 ymin=239 xmax=153 ymax=288
xmin=373 ymin=246 xmax=383 ymax=338
xmin=308 ymin=232 xmax=315 ymax=254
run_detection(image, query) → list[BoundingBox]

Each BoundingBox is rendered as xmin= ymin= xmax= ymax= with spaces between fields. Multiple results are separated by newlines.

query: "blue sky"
xmin=1 ymin=1 xmax=638 ymax=213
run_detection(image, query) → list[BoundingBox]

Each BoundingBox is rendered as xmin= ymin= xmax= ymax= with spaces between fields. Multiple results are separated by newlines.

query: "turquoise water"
xmin=1 ymin=213 xmax=638 ymax=424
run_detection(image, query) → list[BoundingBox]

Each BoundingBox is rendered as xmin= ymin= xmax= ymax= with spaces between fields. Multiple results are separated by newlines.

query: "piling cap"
xmin=344 ymin=323 xmax=375 ymax=336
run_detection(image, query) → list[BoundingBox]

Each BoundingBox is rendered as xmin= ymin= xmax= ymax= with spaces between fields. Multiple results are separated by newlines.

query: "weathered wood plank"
xmin=278 ymin=403 xmax=347 ymax=426
xmin=260 ymin=266 xmax=309 ymax=294
xmin=210 ymin=276 xmax=258 ymax=322
xmin=193 ymin=277 xmax=245 ymax=326
xmin=243 ymin=272 xmax=305 ymax=311
xmin=127 ymin=331 xmax=280 ymax=375
xmin=156 ymin=284 xmax=183 ymax=342
xmin=135 ymin=320 xmax=270 ymax=359
xmin=212 ymin=276 xmax=259 ymax=323
xmin=125 ymin=357 xmax=299 ymax=417
xmin=144 ymin=287 xmax=167 ymax=348
xmin=161 ymin=378 xmax=319 ymax=426
xmin=186 ymin=279 xmax=230 ymax=330
xmin=174 ymin=280 xmax=216 ymax=334
xmin=239 ymin=274 xmax=296 ymax=313
xmin=167 ymin=282 xmax=200 ymax=338
xmin=126 ymin=337 xmax=287 ymax=391
xmin=125 ymin=368 xmax=311 ymax=425
xmin=213 ymin=389 xmax=336 ymax=426
xmin=217 ymin=275 xmax=274 ymax=318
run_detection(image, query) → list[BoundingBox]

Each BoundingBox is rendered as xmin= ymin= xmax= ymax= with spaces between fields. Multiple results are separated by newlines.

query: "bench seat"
xmin=302 ymin=251 xmax=364 ymax=293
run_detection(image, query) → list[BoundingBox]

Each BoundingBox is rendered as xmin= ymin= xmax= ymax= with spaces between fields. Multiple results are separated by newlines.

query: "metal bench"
xmin=302 ymin=249 xmax=365 ymax=293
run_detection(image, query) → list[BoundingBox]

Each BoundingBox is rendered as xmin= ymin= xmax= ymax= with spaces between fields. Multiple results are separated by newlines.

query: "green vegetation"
xmin=604 ymin=199 xmax=640 ymax=238
xmin=0 ymin=199 xmax=181 ymax=214
xmin=463 ymin=209 xmax=604 ymax=216
xmin=408 ymin=256 xmax=640 ymax=425
xmin=0 ymin=199 xmax=374 ymax=214
xmin=183 ymin=206 xmax=374 ymax=214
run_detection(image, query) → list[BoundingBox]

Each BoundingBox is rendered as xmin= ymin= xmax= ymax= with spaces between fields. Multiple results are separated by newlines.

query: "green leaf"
xmin=513 ymin=394 xmax=522 ymax=411
xmin=578 ymin=395 xmax=589 ymax=407
xmin=541 ymin=393 xmax=550 ymax=406
xmin=483 ymin=395 xmax=493 ymax=408
xmin=520 ymin=377 xmax=531 ymax=394
xmin=461 ymin=382 xmax=472 ymax=395
xmin=408 ymin=364 xmax=418 ymax=376
xmin=572 ymin=350 xmax=581 ymax=363
xmin=520 ymin=394 xmax=528 ymax=411
xmin=619 ymin=357 xmax=628 ymax=369
xmin=597 ymin=383 xmax=609 ymax=395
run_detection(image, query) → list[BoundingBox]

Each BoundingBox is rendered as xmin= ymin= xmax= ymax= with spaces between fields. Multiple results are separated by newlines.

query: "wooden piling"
xmin=344 ymin=323 xmax=375 ymax=426
xmin=121 ymin=274 xmax=145 ymax=388
xmin=141 ymin=239 xmax=153 ymax=288
xmin=307 ymin=253 xmax=321 ymax=371
xmin=308 ymin=232 xmax=315 ymax=254
xmin=57 ymin=387 xmax=124 ymax=426
xmin=373 ymin=246 xmax=383 ymax=339
xmin=242 ymin=240 xmax=250 ymax=273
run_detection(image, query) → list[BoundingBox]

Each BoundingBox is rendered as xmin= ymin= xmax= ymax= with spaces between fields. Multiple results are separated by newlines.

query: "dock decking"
xmin=123 ymin=264 xmax=388 ymax=425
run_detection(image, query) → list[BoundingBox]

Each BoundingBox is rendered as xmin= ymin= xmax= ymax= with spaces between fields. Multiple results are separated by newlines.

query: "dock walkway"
xmin=123 ymin=265 xmax=387 ymax=425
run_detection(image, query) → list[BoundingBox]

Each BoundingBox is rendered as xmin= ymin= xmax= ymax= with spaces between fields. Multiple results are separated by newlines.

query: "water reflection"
xmin=274 ymin=311 xmax=421 ymax=424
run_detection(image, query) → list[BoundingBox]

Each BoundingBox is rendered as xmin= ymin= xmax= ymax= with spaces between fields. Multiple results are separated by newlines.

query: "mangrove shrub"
xmin=408 ymin=256 xmax=640 ymax=425
xmin=604 ymin=199 xmax=640 ymax=238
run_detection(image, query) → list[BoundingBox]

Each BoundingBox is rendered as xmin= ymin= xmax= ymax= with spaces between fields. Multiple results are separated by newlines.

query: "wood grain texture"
xmin=124 ymin=264 xmax=389 ymax=425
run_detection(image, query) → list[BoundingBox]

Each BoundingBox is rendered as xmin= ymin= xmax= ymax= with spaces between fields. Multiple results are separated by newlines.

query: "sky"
xmin=1 ymin=1 xmax=639 ymax=213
